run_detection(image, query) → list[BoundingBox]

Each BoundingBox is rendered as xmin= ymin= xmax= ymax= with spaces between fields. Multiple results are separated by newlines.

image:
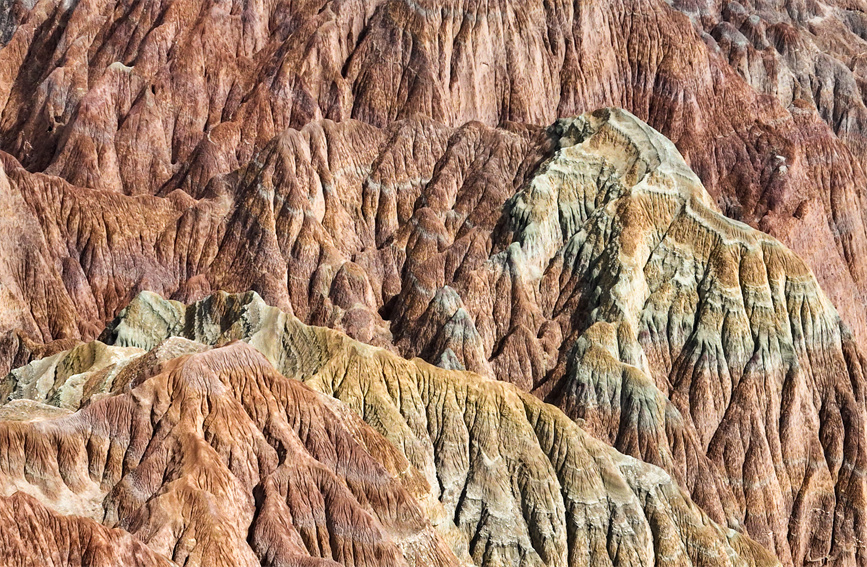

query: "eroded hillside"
xmin=4 ymin=0 xmax=867 ymax=563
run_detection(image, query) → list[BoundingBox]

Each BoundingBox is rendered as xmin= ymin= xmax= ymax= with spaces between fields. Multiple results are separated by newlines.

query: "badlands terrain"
xmin=3 ymin=0 xmax=867 ymax=566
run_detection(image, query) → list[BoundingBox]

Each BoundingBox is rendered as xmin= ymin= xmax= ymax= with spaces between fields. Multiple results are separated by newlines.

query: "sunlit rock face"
xmin=4 ymin=0 xmax=867 ymax=353
xmin=517 ymin=110 xmax=867 ymax=567
xmin=0 ymin=335 xmax=463 ymax=567
xmin=2 ymin=104 xmax=867 ymax=567
xmin=0 ymin=492 xmax=175 ymax=567
xmin=0 ymin=288 xmax=778 ymax=567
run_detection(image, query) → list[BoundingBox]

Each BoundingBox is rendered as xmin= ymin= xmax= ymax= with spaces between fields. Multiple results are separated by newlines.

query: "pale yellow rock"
xmin=93 ymin=288 xmax=778 ymax=567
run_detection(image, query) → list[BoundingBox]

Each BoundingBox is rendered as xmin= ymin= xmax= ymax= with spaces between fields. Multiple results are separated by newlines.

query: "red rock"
xmin=4 ymin=0 xmax=867 ymax=565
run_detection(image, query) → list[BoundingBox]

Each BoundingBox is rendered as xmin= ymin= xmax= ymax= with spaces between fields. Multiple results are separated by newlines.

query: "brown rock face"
xmin=0 ymin=290 xmax=779 ymax=567
xmin=2 ymin=94 xmax=867 ymax=566
xmin=64 ymin=108 xmax=865 ymax=567
xmin=0 ymin=336 xmax=463 ymax=567
xmin=3 ymin=0 xmax=867 ymax=564
xmin=672 ymin=0 xmax=867 ymax=153
xmin=0 ymin=492 xmax=174 ymax=567
xmin=4 ymin=0 xmax=867 ymax=351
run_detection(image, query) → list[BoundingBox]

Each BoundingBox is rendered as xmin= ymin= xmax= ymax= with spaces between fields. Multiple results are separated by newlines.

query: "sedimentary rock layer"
xmin=3 ymin=0 xmax=867 ymax=564
xmin=3 ymin=106 xmax=867 ymax=567
xmin=0 ymin=337 xmax=466 ymax=566
xmin=3 ymin=0 xmax=867 ymax=351
xmin=0 ymin=289 xmax=777 ymax=567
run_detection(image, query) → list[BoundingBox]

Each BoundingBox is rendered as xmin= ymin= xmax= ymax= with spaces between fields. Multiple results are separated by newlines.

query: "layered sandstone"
xmin=88 ymin=108 xmax=867 ymax=567
xmin=3 ymin=0 xmax=867 ymax=558
xmin=0 ymin=336 xmax=466 ymax=567
xmin=3 ymin=104 xmax=867 ymax=566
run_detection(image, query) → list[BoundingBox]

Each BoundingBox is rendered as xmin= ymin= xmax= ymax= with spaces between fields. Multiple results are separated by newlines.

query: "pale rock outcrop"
xmin=2 ymin=288 xmax=777 ymax=567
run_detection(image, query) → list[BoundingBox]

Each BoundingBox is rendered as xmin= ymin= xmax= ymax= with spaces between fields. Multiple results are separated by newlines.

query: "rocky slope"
xmin=673 ymin=0 xmax=867 ymax=154
xmin=0 ymin=336 xmax=463 ymax=567
xmin=0 ymin=289 xmax=778 ymax=567
xmin=3 ymin=103 xmax=867 ymax=566
xmin=3 ymin=0 xmax=867 ymax=351
xmin=0 ymin=492 xmax=175 ymax=567
xmin=4 ymin=0 xmax=867 ymax=562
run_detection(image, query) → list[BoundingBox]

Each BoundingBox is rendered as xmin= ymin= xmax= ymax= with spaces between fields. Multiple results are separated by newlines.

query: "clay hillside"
xmin=2 ymin=1 xmax=867 ymax=566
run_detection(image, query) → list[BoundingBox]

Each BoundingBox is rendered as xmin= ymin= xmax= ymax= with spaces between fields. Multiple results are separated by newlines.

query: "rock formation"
xmin=0 ymin=335 xmax=464 ymax=566
xmin=3 ymin=99 xmax=867 ymax=566
xmin=5 ymin=0 xmax=867 ymax=351
xmin=0 ymin=289 xmax=777 ymax=567
xmin=673 ymin=0 xmax=867 ymax=155
xmin=4 ymin=0 xmax=867 ymax=564
xmin=0 ymin=492 xmax=174 ymax=567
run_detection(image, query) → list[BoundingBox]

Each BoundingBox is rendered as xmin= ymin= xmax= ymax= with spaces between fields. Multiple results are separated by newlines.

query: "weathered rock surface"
xmin=3 ymin=104 xmax=867 ymax=566
xmin=0 ymin=491 xmax=175 ymax=567
xmin=5 ymin=0 xmax=867 ymax=558
xmin=4 ymin=0 xmax=867 ymax=351
xmin=0 ymin=335 xmax=469 ymax=566
xmin=1 ymin=289 xmax=778 ymax=567
xmin=673 ymin=0 xmax=867 ymax=154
